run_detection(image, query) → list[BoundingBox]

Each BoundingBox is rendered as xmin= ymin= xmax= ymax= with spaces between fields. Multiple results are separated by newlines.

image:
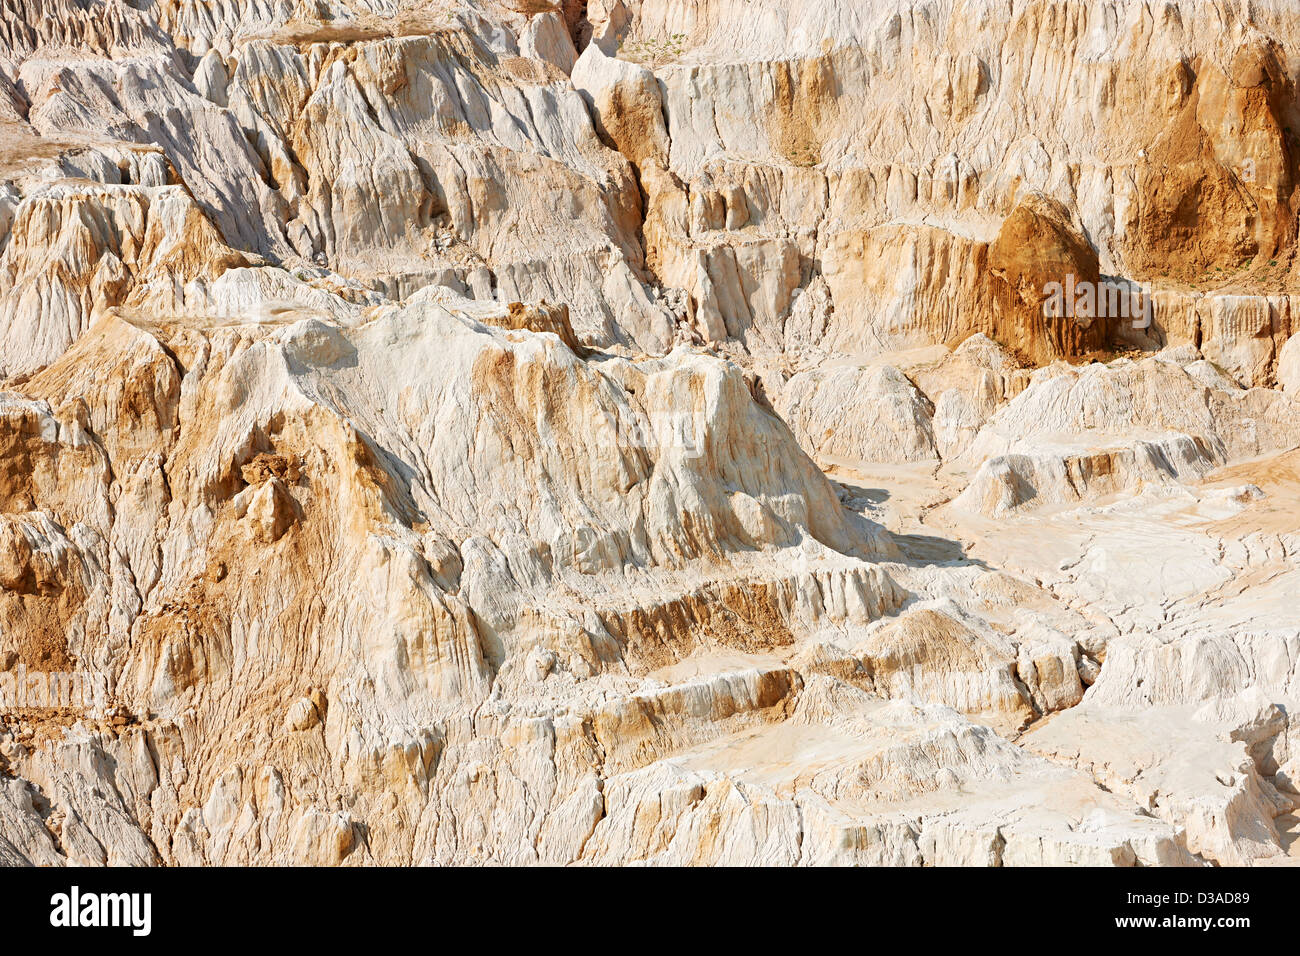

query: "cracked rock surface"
xmin=1 ymin=0 xmax=1299 ymax=865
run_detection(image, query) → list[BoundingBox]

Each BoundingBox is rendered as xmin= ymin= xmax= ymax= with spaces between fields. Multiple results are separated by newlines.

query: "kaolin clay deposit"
xmin=0 ymin=0 xmax=1299 ymax=867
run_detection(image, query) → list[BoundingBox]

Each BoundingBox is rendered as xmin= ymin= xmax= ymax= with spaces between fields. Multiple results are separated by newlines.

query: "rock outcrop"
xmin=2 ymin=0 xmax=1299 ymax=868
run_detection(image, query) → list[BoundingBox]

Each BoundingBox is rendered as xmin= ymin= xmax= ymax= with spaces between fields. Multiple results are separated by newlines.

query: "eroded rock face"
xmin=2 ymin=0 xmax=1300 ymax=867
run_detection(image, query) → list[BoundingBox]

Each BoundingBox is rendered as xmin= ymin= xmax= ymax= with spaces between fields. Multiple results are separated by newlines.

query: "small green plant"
xmin=619 ymin=32 xmax=688 ymax=69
